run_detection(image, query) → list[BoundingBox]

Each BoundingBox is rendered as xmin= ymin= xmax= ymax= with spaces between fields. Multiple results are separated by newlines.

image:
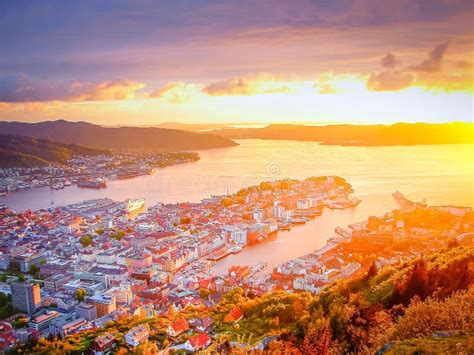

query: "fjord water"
xmin=2 ymin=140 xmax=472 ymax=273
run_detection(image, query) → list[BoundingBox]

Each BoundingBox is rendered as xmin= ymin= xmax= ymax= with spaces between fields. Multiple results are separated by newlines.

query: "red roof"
xmin=226 ymin=306 xmax=243 ymax=322
xmin=189 ymin=333 xmax=211 ymax=349
xmin=171 ymin=318 xmax=189 ymax=332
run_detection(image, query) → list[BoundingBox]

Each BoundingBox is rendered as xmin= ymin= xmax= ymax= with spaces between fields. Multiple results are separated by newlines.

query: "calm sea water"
xmin=2 ymin=140 xmax=473 ymax=273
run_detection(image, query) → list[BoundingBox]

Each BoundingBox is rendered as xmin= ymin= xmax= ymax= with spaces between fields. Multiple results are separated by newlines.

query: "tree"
xmin=79 ymin=235 xmax=92 ymax=247
xmin=29 ymin=264 xmax=39 ymax=277
xmin=133 ymin=341 xmax=158 ymax=355
xmin=111 ymin=230 xmax=126 ymax=241
xmin=199 ymin=288 xmax=210 ymax=300
xmin=392 ymin=259 xmax=430 ymax=306
xmin=12 ymin=317 xmax=29 ymax=329
xmin=366 ymin=262 xmax=378 ymax=279
xmin=75 ymin=288 xmax=87 ymax=302
xmin=180 ymin=216 xmax=191 ymax=224
xmin=221 ymin=197 xmax=233 ymax=207
xmin=300 ymin=326 xmax=333 ymax=355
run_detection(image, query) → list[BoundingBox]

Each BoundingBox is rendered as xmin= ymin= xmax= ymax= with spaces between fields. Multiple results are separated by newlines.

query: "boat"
xmin=64 ymin=180 xmax=72 ymax=186
xmin=292 ymin=217 xmax=309 ymax=225
xmin=335 ymin=227 xmax=352 ymax=238
xmin=78 ymin=179 xmax=107 ymax=189
xmin=278 ymin=223 xmax=291 ymax=231
xmin=126 ymin=198 xmax=146 ymax=213
xmin=326 ymin=198 xmax=361 ymax=209
xmin=230 ymin=246 xmax=243 ymax=254
xmin=51 ymin=182 xmax=64 ymax=190
xmin=294 ymin=208 xmax=322 ymax=218
xmin=117 ymin=170 xmax=149 ymax=180
xmin=0 ymin=191 xmax=7 ymax=197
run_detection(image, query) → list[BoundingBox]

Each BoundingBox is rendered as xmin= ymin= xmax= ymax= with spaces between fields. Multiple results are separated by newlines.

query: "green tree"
xmin=79 ymin=235 xmax=93 ymax=247
xmin=12 ymin=317 xmax=29 ymax=329
xmin=75 ymin=288 xmax=87 ymax=302
xmin=111 ymin=230 xmax=126 ymax=241
xmin=29 ymin=264 xmax=39 ymax=277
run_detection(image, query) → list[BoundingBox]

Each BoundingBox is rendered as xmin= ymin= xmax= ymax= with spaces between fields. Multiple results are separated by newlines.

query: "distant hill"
xmin=213 ymin=122 xmax=474 ymax=146
xmin=155 ymin=122 xmax=232 ymax=131
xmin=0 ymin=134 xmax=109 ymax=168
xmin=0 ymin=120 xmax=238 ymax=151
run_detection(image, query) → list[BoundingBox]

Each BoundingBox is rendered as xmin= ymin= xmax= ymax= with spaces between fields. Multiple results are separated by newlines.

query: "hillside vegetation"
xmin=15 ymin=246 xmax=473 ymax=354
xmin=0 ymin=134 xmax=109 ymax=168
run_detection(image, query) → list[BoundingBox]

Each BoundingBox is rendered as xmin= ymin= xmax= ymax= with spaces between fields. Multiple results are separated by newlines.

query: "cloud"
xmin=366 ymin=70 xmax=414 ymax=91
xmin=72 ymin=80 xmax=145 ymax=101
xmin=315 ymin=83 xmax=338 ymax=94
xmin=203 ymin=73 xmax=292 ymax=96
xmin=410 ymin=41 xmax=449 ymax=72
xmin=381 ymin=53 xmax=399 ymax=69
xmin=0 ymin=75 xmax=145 ymax=103
xmin=148 ymin=82 xmax=201 ymax=103
xmin=366 ymin=41 xmax=472 ymax=92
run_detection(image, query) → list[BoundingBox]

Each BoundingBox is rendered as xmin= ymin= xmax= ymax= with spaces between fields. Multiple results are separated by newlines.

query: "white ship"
xmin=126 ymin=198 xmax=146 ymax=213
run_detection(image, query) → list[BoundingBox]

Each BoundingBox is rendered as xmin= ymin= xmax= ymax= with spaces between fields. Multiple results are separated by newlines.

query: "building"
xmin=90 ymin=332 xmax=115 ymax=354
xmin=50 ymin=317 xmax=90 ymax=338
xmin=0 ymin=321 xmax=17 ymax=350
xmin=63 ymin=278 xmax=105 ymax=296
xmin=10 ymin=253 xmax=45 ymax=273
xmin=102 ymin=286 xmax=132 ymax=305
xmin=125 ymin=324 xmax=149 ymax=347
xmin=43 ymin=274 xmax=73 ymax=293
xmin=224 ymin=306 xmax=243 ymax=323
xmin=166 ymin=318 xmax=189 ymax=337
xmin=11 ymin=282 xmax=41 ymax=315
xmin=89 ymin=294 xmax=116 ymax=317
xmin=29 ymin=311 xmax=60 ymax=335
xmin=75 ymin=302 xmax=97 ymax=321
xmin=184 ymin=333 xmax=212 ymax=352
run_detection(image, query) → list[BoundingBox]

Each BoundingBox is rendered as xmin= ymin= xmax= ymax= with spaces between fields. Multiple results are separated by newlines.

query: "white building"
xmin=125 ymin=324 xmax=149 ymax=347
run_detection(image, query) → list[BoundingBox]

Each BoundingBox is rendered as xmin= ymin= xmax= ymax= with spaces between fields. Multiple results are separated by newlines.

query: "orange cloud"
xmin=148 ymin=82 xmax=201 ymax=103
xmin=366 ymin=70 xmax=414 ymax=91
xmin=72 ymin=80 xmax=145 ymax=101
xmin=314 ymin=83 xmax=338 ymax=94
xmin=203 ymin=73 xmax=292 ymax=96
xmin=0 ymin=76 xmax=145 ymax=103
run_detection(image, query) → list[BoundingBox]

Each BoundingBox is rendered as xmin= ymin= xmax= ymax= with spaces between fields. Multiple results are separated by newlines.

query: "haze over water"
xmin=2 ymin=140 xmax=472 ymax=273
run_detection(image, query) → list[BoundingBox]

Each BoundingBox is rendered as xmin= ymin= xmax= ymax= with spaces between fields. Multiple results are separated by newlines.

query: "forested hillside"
xmin=15 ymin=246 xmax=473 ymax=354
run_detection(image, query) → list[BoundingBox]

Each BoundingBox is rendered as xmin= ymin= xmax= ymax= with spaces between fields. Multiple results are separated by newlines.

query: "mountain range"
xmin=0 ymin=120 xmax=238 ymax=151
xmin=212 ymin=122 xmax=474 ymax=146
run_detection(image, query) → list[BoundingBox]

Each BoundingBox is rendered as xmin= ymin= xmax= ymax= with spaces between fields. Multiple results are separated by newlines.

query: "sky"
xmin=0 ymin=0 xmax=473 ymax=126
